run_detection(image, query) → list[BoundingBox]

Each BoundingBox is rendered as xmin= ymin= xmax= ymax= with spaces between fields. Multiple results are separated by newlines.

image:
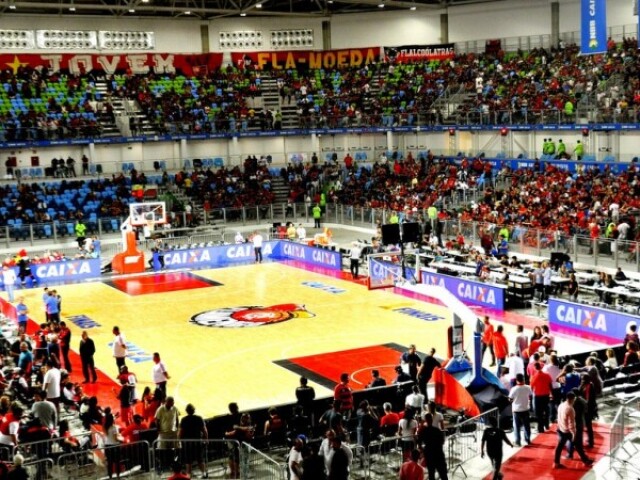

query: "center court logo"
xmin=190 ymin=304 xmax=315 ymax=328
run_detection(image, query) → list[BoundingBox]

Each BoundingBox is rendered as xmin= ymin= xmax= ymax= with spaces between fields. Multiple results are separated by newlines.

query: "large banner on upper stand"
xmin=231 ymin=47 xmax=381 ymax=71
xmin=0 ymin=53 xmax=224 ymax=75
xmin=383 ymin=44 xmax=456 ymax=63
xmin=580 ymin=0 xmax=607 ymax=55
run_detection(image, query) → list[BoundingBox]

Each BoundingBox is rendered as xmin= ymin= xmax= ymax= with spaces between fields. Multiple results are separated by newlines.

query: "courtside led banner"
xmin=231 ymin=47 xmax=381 ymax=70
xmin=0 ymin=53 xmax=224 ymax=75
xmin=420 ymin=271 xmax=506 ymax=310
xmin=581 ymin=0 xmax=607 ymax=55
xmin=549 ymin=298 xmax=636 ymax=345
xmin=383 ymin=44 xmax=456 ymax=63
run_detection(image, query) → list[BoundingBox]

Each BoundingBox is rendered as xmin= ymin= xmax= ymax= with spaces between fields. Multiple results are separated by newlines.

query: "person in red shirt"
xmin=399 ymin=448 xmax=424 ymax=480
xmin=481 ymin=316 xmax=496 ymax=367
xmin=530 ymin=362 xmax=553 ymax=433
xmin=379 ymin=402 xmax=402 ymax=436
xmin=120 ymin=414 xmax=149 ymax=443
xmin=333 ymin=373 xmax=354 ymax=419
xmin=58 ymin=321 xmax=72 ymax=373
xmin=492 ymin=325 xmax=509 ymax=378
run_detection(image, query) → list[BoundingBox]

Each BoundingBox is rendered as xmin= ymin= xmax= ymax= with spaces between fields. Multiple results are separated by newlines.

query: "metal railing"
xmin=241 ymin=442 xmax=287 ymax=480
xmin=606 ymin=401 xmax=640 ymax=479
xmin=366 ymin=435 xmax=404 ymax=479
xmin=447 ymin=407 xmax=499 ymax=477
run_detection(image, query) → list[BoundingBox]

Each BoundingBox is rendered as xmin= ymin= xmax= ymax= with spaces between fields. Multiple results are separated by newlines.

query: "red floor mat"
xmin=485 ymin=423 xmax=611 ymax=480
xmin=275 ymin=343 xmax=407 ymax=390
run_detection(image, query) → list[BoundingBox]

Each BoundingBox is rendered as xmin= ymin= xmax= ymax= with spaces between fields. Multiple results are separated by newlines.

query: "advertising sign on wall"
xmin=383 ymin=43 xmax=456 ymax=63
xmin=420 ymin=270 xmax=506 ymax=310
xmin=231 ymin=47 xmax=381 ymax=70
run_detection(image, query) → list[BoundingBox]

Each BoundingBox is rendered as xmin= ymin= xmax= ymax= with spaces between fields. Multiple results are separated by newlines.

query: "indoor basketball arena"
xmin=0 ymin=0 xmax=639 ymax=479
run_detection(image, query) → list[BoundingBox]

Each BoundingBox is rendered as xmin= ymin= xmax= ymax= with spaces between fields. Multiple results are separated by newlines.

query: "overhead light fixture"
xmin=378 ymin=2 xmax=385 ymax=7
xmin=240 ymin=12 xmax=247 ymax=16
xmin=129 ymin=8 xmax=135 ymax=13
xmin=8 ymin=2 xmax=16 ymax=9
xmin=410 ymin=5 xmax=416 ymax=10
xmin=256 ymin=3 xmax=262 ymax=8
xmin=141 ymin=0 xmax=149 ymax=2
xmin=69 ymin=6 xmax=76 ymax=12
xmin=184 ymin=10 xmax=191 ymax=14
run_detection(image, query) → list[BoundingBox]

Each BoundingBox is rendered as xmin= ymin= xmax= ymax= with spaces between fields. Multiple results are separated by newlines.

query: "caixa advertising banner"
xmin=549 ymin=298 xmax=636 ymax=345
xmin=0 ymin=259 xmax=102 ymax=287
xmin=420 ymin=270 xmax=506 ymax=310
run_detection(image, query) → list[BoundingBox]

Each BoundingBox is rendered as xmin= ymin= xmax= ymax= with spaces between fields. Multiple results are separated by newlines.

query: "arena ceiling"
xmin=0 ymin=0 xmax=505 ymax=19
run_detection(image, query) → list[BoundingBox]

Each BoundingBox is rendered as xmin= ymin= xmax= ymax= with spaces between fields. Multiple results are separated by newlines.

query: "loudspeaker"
xmin=402 ymin=222 xmax=421 ymax=243
xmin=550 ymin=252 xmax=569 ymax=265
xmin=381 ymin=224 xmax=400 ymax=245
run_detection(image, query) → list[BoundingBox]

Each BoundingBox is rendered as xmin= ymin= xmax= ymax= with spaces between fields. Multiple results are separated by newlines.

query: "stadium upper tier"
xmin=0 ymin=39 xmax=637 ymax=144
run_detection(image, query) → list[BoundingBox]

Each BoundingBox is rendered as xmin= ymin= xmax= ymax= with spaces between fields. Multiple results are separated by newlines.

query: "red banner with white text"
xmin=231 ymin=47 xmax=381 ymax=71
xmin=0 ymin=53 xmax=224 ymax=76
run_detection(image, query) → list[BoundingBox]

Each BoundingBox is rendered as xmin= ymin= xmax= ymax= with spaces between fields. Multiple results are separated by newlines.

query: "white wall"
xmin=559 ymin=0 xmax=637 ymax=33
xmin=330 ymin=10 xmax=442 ymax=49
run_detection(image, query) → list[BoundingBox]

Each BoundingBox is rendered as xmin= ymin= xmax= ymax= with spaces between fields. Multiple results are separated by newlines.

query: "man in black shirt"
xmin=79 ymin=331 xmax=98 ymax=384
xmin=401 ymin=344 xmax=422 ymax=381
xmin=481 ymin=416 xmax=513 ymax=480
xmin=295 ymin=376 xmax=316 ymax=419
xmin=179 ymin=403 xmax=208 ymax=479
xmin=418 ymin=413 xmax=448 ymax=480
xmin=366 ymin=369 xmax=387 ymax=388
xmin=417 ymin=348 xmax=441 ymax=400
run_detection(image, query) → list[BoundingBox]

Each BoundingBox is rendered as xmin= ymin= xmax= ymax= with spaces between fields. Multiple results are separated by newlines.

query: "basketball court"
xmin=7 ymin=256 xmax=606 ymax=420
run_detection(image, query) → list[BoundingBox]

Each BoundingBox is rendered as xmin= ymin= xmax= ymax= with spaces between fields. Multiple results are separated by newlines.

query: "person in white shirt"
xmin=296 ymin=224 xmax=306 ymax=241
xmin=1 ymin=265 xmax=17 ymax=303
xmin=112 ymin=326 xmax=127 ymax=373
xmin=288 ymin=435 xmax=305 ymax=480
xmin=505 ymin=353 xmax=525 ymax=380
xmin=152 ymin=352 xmax=170 ymax=396
xmin=234 ymin=232 xmax=244 ymax=244
xmin=349 ymin=243 xmax=362 ymax=279
xmin=43 ymin=360 xmax=62 ymax=410
xmin=405 ymin=385 xmax=425 ymax=413
xmin=252 ymin=232 xmax=264 ymax=263
xmin=425 ymin=401 xmax=445 ymax=430
xmin=508 ymin=373 xmax=532 ymax=446
xmin=319 ymin=428 xmax=353 ymax=476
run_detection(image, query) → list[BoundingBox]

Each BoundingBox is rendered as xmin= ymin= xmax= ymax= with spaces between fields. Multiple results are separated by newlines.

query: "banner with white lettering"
xmin=581 ymin=0 xmax=607 ymax=55
xmin=383 ymin=43 xmax=456 ymax=63
xmin=0 ymin=259 xmax=102 ymax=287
xmin=0 ymin=53 xmax=224 ymax=75
xmin=162 ymin=241 xmax=278 ymax=269
xmin=548 ymin=298 xmax=632 ymax=345
xmin=230 ymin=47 xmax=381 ymax=71
xmin=420 ymin=271 xmax=505 ymax=310
xmin=275 ymin=242 xmax=343 ymax=270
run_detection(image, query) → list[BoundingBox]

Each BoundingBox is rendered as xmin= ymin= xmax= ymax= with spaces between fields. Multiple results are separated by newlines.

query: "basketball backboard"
xmin=129 ymin=201 xmax=166 ymax=227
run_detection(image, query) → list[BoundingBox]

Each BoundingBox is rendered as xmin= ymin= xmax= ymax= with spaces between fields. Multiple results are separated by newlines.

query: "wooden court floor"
xmin=11 ymin=261 xmax=505 ymax=419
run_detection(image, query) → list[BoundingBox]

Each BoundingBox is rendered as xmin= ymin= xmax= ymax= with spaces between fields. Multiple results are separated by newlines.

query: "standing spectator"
xmin=179 ymin=403 xmax=208 ymax=479
xmin=481 ymin=316 xmax=496 ymax=367
xmin=492 ymin=325 xmax=509 ymax=377
xmin=45 ymin=290 xmax=60 ymax=324
xmin=568 ymin=388 xmax=590 ymax=461
xmin=152 ymin=352 xmax=170 ymax=396
xmin=295 ymin=377 xmax=316 ymax=420
xmin=58 ymin=321 xmax=72 ymax=373
xmin=156 ymin=396 xmax=180 ymax=456
xmin=514 ymin=325 xmax=529 ymax=367
xmin=530 ymin=362 xmax=553 ymax=433
xmin=333 ymin=373 xmax=353 ymax=419
xmin=349 ymin=242 xmax=362 ymax=279
xmin=416 ymin=348 xmax=440 ymax=400
xmin=31 ymin=389 xmax=57 ymax=430
xmin=288 ymin=434 xmax=305 ymax=480
xmin=405 ymin=385 xmax=425 ymax=414
xmin=103 ymin=408 xmax=124 ymax=479
xmin=15 ymin=297 xmax=28 ymax=333
xmin=75 ymin=220 xmax=87 ymax=249
xmin=115 ymin=378 xmax=134 ymax=426
xmin=401 ymin=344 xmax=422 ymax=382
xmin=2 ymin=265 xmax=17 ymax=303
xmin=80 ymin=331 xmax=98 ymax=383
xmin=508 ymin=373 xmax=532 ymax=446
xmin=554 ymin=392 xmax=593 ymax=469
xmin=481 ymin=416 xmax=513 ymax=480
xmin=7 ymin=454 xmax=28 ymax=480
xmin=328 ymin=436 xmax=350 ymax=480
xmin=252 ymin=231 xmax=264 ymax=264
xmin=399 ymin=449 xmax=424 ymax=480
xmin=543 ymin=354 xmax=563 ymax=422
xmin=417 ymin=413 xmax=448 ymax=480
xmin=43 ymin=359 xmax=61 ymax=412
xmin=624 ymin=324 xmax=640 ymax=346
xmin=112 ymin=326 xmax=127 ymax=373
xmin=312 ymin=204 xmax=322 ymax=229
xmin=398 ymin=409 xmax=418 ymax=461
xmin=379 ymin=402 xmax=401 ymax=436
xmin=356 ymin=400 xmax=378 ymax=451
xmin=81 ymin=155 xmax=90 ymax=176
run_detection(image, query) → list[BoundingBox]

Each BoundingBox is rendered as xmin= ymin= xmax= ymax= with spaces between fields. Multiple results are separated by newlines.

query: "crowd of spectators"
xmin=0 ymin=38 xmax=639 ymax=144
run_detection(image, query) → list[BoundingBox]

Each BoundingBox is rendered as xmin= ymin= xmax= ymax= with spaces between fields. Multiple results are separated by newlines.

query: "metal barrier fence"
xmin=152 ymin=438 xmax=241 ymax=479
xmin=56 ymin=440 xmax=152 ymax=479
xmin=366 ymin=435 xmax=408 ymax=479
xmin=447 ymin=407 xmax=499 ymax=477
xmin=606 ymin=400 xmax=640 ymax=479
xmin=241 ymin=442 xmax=286 ymax=480
xmin=23 ymin=458 xmax=54 ymax=480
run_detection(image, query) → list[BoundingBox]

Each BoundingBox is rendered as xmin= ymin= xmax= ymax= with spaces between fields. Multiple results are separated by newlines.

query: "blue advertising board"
xmin=162 ymin=241 xmax=279 ymax=269
xmin=581 ymin=0 xmax=607 ymax=55
xmin=275 ymin=242 xmax=342 ymax=270
xmin=369 ymin=258 xmax=417 ymax=285
xmin=420 ymin=270 xmax=505 ymax=310
xmin=0 ymin=259 xmax=102 ymax=287
xmin=548 ymin=298 xmax=636 ymax=345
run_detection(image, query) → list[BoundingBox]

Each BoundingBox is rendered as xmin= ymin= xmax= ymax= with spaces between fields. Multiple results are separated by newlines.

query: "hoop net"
xmin=367 ymin=250 xmax=419 ymax=290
